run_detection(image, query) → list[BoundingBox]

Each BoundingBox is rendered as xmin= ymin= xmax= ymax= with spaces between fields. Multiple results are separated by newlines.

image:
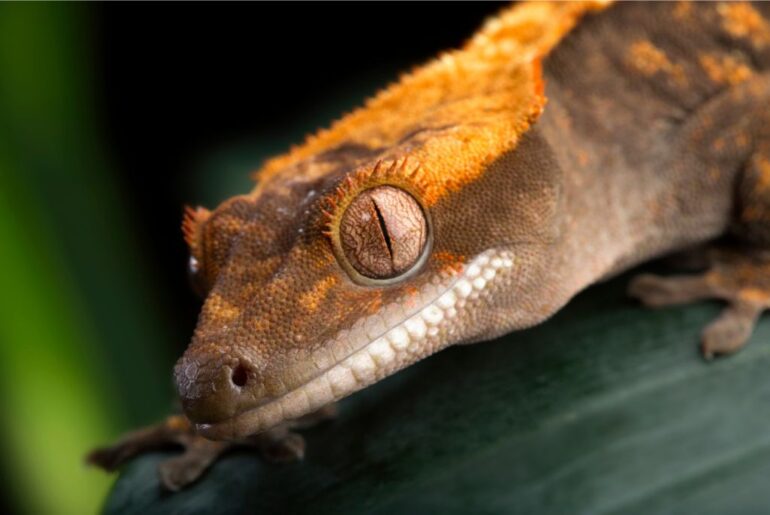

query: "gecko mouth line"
xmin=196 ymin=249 xmax=513 ymax=441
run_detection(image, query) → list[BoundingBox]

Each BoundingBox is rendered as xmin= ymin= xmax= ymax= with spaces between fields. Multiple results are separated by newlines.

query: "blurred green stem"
xmin=0 ymin=4 xmax=173 ymax=513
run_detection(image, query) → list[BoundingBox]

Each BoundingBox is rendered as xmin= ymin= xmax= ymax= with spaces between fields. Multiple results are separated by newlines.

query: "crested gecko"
xmin=89 ymin=1 xmax=770 ymax=490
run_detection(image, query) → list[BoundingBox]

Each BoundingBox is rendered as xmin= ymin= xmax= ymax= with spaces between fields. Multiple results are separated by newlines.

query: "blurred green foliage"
xmin=0 ymin=4 xmax=173 ymax=513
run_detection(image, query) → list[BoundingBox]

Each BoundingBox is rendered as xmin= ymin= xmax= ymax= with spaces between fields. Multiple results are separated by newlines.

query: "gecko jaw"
xmin=195 ymin=249 xmax=514 ymax=441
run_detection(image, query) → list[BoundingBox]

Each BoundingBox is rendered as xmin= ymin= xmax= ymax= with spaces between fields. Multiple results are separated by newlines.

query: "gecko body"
xmin=90 ymin=1 xmax=770 ymax=490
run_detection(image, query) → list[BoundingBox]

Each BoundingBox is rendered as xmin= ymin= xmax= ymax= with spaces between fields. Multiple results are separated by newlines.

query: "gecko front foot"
xmin=87 ymin=415 xmax=230 ymax=491
xmin=87 ymin=404 xmax=338 ymax=491
xmin=628 ymin=246 xmax=770 ymax=359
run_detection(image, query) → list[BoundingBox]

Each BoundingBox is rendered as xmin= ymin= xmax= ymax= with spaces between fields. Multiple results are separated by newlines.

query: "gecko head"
xmin=173 ymin=13 xmax=574 ymax=439
xmin=175 ymin=131 xmax=563 ymax=440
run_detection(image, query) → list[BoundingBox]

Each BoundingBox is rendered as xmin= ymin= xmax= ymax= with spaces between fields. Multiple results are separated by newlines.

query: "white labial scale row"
xmin=274 ymin=249 xmax=514 ymax=422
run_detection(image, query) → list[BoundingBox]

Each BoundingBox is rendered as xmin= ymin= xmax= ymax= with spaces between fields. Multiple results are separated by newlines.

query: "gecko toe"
xmin=628 ymin=273 xmax=715 ymax=307
xmin=248 ymin=403 xmax=337 ymax=462
xmin=86 ymin=415 xmax=191 ymax=471
xmin=701 ymin=301 xmax=764 ymax=359
xmin=252 ymin=429 xmax=306 ymax=463
xmin=86 ymin=445 xmax=131 ymax=472
xmin=158 ymin=439 xmax=231 ymax=491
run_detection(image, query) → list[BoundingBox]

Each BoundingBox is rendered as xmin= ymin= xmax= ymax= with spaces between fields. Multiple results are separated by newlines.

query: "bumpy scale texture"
xmin=171 ymin=1 xmax=770 ymax=440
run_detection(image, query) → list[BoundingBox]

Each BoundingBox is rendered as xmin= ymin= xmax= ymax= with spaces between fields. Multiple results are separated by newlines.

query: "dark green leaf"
xmin=105 ymin=274 xmax=770 ymax=514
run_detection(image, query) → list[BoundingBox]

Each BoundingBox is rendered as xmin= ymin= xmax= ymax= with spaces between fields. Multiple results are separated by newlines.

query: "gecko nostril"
xmin=231 ymin=363 xmax=249 ymax=388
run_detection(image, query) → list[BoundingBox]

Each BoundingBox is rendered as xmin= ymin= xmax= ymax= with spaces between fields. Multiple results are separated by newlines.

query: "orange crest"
xmin=182 ymin=205 xmax=211 ymax=256
xmin=320 ymin=157 xmax=427 ymax=239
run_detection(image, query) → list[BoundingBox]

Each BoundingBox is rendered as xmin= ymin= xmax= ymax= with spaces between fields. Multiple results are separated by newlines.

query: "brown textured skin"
xmin=89 ymin=1 xmax=770 ymax=490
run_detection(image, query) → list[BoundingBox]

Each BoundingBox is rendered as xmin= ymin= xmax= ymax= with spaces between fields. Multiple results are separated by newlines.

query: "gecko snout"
xmin=173 ymin=352 xmax=257 ymax=425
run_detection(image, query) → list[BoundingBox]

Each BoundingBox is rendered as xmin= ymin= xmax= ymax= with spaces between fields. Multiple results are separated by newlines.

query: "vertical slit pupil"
xmin=371 ymin=199 xmax=393 ymax=259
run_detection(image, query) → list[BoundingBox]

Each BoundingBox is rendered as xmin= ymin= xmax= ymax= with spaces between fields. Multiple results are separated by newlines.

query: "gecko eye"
xmin=339 ymin=185 xmax=428 ymax=281
xmin=188 ymin=256 xmax=209 ymax=298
